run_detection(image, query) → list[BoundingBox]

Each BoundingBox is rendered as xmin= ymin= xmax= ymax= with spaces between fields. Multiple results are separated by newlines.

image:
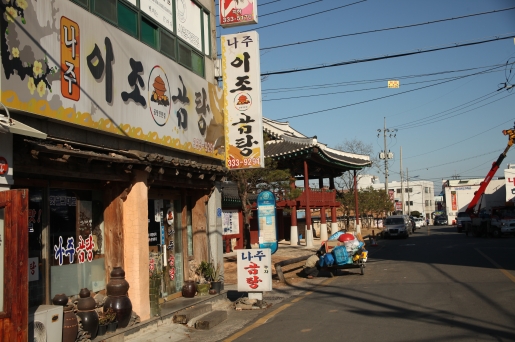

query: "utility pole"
xmin=400 ymin=146 xmax=404 ymax=214
xmin=378 ymin=117 xmax=396 ymax=195
xmin=407 ymin=167 xmax=411 ymax=216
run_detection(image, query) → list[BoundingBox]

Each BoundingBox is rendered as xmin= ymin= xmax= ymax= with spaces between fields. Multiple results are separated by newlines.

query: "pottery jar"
xmin=62 ymin=305 xmax=78 ymax=342
xmin=76 ymin=288 xmax=99 ymax=340
xmin=104 ymin=266 xmax=132 ymax=328
xmin=182 ymin=280 xmax=196 ymax=298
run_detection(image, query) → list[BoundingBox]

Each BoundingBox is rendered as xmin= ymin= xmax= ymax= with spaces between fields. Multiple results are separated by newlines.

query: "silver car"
xmin=384 ymin=215 xmax=411 ymax=238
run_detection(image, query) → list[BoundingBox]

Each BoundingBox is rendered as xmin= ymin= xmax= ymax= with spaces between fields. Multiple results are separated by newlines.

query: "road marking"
xmin=475 ymin=248 xmax=515 ymax=283
xmin=223 ymin=277 xmax=336 ymax=341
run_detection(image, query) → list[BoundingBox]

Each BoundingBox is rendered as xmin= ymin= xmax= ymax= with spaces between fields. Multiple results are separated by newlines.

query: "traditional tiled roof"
xmin=263 ymin=119 xmax=371 ymax=168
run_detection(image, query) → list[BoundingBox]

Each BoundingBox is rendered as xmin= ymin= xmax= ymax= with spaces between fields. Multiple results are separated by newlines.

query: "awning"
xmin=0 ymin=102 xmax=47 ymax=139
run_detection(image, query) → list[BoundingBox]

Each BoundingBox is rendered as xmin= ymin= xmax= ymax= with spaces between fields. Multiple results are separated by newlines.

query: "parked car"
xmin=383 ymin=215 xmax=411 ymax=238
xmin=413 ymin=217 xmax=425 ymax=229
xmin=456 ymin=212 xmax=471 ymax=233
xmin=434 ymin=216 xmax=448 ymax=226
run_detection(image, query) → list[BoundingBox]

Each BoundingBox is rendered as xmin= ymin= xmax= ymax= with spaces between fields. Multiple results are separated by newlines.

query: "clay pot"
xmin=52 ymin=293 xmax=69 ymax=307
xmin=104 ymin=267 xmax=132 ymax=328
xmin=77 ymin=288 xmax=99 ymax=340
xmin=182 ymin=280 xmax=196 ymax=298
xmin=62 ymin=306 xmax=78 ymax=342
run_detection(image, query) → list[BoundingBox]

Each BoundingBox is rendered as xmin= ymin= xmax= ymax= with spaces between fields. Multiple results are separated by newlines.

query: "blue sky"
xmin=216 ymin=0 xmax=515 ymax=188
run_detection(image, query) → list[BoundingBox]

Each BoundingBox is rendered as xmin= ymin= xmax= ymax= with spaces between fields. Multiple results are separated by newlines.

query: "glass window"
xmin=141 ymin=17 xmax=158 ymax=48
xmin=93 ymin=0 xmax=117 ymax=23
xmin=396 ymin=189 xmax=401 ymax=193
xmin=0 ymin=207 xmax=4 ymax=312
xmin=160 ymin=31 xmax=176 ymax=59
xmin=178 ymin=43 xmax=192 ymax=69
xmin=191 ymin=51 xmax=204 ymax=77
xmin=118 ymin=2 xmax=138 ymax=37
xmin=49 ymin=189 xmax=105 ymax=298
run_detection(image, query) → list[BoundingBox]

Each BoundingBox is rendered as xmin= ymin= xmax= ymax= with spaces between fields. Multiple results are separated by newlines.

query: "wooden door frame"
xmin=0 ymin=189 xmax=29 ymax=342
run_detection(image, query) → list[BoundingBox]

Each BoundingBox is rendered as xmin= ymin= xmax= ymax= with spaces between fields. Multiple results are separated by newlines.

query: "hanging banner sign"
xmin=219 ymin=0 xmax=258 ymax=28
xmin=222 ymin=31 xmax=264 ymax=169
xmin=257 ymin=191 xmax=277 ymax=254
xmin=0 ymin=1 xmax=225 ymax=161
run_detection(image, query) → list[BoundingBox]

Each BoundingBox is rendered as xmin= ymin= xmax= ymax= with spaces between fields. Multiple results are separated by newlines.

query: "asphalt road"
xmin=223 ymin=225 xmax=515 ymax=342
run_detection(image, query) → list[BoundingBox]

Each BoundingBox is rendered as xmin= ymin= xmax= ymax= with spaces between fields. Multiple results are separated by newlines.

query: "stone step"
xmin=194 ymin=310 xmax=227 ymax=330
xmin=172 ymin=303 xmax=212 ymax=324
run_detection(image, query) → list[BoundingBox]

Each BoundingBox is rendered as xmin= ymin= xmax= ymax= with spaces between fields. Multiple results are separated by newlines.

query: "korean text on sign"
xmin=237 ymin=248 xmax=272 ymax=292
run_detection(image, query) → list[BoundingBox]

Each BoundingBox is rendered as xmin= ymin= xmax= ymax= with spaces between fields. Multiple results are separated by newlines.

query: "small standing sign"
xmin=237 ymin=248 xmax=272 ymax=292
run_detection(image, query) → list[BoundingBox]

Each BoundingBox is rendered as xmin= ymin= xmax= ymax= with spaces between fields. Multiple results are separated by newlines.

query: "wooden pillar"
xmin=289 ymin=177 xmax=298 ymax=245
xmin=320 ymin=206 xmax=328 ymax=242
xmin=319 ymin=176 xmax=324 ymax=189
xmin=304 ymin=160 xmax=313 ymax=247
xmin=354 ymin=170 xmax=361 ymax=233
xmin=104 ymin=183 xmax=124 ymax=279
xmin=329 ymin=176 xmax=335 ymax=190
xmin=331 ymin=206 xmax=338 ymax=234
xmin=122 ymin=170 xmax=150 ymax=321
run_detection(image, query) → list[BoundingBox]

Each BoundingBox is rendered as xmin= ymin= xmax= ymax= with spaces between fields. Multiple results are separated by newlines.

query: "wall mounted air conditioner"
xmin=28 ymin=305 xmax=63 ymax=342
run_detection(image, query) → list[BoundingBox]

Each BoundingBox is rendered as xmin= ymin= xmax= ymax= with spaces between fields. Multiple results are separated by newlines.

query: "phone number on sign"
xmin=228 ymin=157 xmax=261 ymax=168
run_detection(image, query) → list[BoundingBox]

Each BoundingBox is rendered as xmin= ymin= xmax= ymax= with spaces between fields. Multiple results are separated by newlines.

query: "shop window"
xmin=118 ymin=2 xmax=138 ymax=38
xmin=161 ymin=31 xmax=176 ymax=60
xmin=93 ymin=0 xmax=117 ymax=23
xmin=179 ymin=42 xmax=192 ymax=69
xmin=191 ymin=51 xmax=204 ymax=77
xmin=141 ymin=17 xmax=158 ymax=49
xmin=49 ymin=189 xmax=105 ymax=298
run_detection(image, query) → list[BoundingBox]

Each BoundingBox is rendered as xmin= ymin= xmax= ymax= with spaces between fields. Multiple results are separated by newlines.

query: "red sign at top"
xmin=219 ymin=0 xmax=258 ymax=28
xmin=0 ymin=157 xmax=8 ymax=175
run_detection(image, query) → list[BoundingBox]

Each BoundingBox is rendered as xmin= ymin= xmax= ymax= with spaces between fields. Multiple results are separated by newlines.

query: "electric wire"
xmin=259 ymin=0 xmax=322 ymax=17
xmin=261 ymin=33 xmax=515 ymax=76
xmin=260 ymin=6 xmax=515 ymax=51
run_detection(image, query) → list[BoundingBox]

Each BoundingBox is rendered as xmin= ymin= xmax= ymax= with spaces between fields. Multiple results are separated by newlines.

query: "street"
xmin=220 ymin=225 xmax=515 ymax=341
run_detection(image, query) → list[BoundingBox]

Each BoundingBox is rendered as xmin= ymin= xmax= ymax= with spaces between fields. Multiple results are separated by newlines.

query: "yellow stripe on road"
xmin=475 ymin=248 xmax=515 ymax=283
xmin=223 ymin=277 xmax=336 ymax=342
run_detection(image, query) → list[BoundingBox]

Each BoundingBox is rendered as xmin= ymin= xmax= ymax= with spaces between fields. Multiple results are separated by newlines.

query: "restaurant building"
xmin=0 ymin=0 xmax=226 ymax=328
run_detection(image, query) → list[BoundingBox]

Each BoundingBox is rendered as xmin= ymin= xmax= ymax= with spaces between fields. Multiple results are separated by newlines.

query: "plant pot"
xmin=196 ymin=283 xmax=210 ymax=296
xmin=107 ymin=321 xmax=118 ymax=333
xmin=211 ymin=281 xmax=222 ymax=294
xmin=182 ymin=280 xmax=196 ymax=298
xmin=98 ymin=324 xmax=107 ymax=336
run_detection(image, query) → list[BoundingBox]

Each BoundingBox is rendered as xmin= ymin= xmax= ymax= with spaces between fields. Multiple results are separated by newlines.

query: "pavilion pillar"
xmin=304 ymin=161 xmax=313 ymax=247
xmin=354 ymin=170 xmax=361 ymax=234
xmin=320 ymin=207 xmax=328 ymax=242
xmin=329 ymin=176 xmax=335 ymax=190
xmin=319 ymin=176 xmax=324 ymax=189
xmin=290 ymin=178 xmax=298 ymax=246
xmin=331 ymin=206 xmax=338 ymax=234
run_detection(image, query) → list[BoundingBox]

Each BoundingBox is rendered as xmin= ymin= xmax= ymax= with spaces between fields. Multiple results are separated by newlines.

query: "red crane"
xmin=465 ymin=127 xmax=515 ymax=216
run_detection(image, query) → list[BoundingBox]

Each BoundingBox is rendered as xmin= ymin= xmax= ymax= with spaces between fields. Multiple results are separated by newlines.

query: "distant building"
xmin=358 ymin=175 xmax=435 ymax=220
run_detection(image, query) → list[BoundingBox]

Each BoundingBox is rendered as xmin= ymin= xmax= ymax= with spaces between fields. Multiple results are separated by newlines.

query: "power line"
xmin=262 ymin=64 xmax=505 ymax=93
xmin=259 ymin=0 xmax=322 ymax=17
xmin=261 ymin=6 xmax=515 ymax=51
xmin=273 ymin=63 xmax=508 ymax=121
xmin=261 ymin=33 xmax=515 ymax=76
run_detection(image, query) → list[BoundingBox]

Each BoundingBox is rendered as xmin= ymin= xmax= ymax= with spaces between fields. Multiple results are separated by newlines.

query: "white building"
xmin=358 ymin=175 xmax=435 ymax=220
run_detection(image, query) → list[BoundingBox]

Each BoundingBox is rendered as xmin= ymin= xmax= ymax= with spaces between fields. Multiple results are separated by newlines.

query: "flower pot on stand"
xmin=196 ymin=283 xmax=210 ymax=296
xmin=107 ymin=321 xmax=118 ymax=333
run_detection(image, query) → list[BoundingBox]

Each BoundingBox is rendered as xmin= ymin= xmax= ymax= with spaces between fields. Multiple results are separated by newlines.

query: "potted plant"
xmin=105 ymin=308 xmax=117 ymax=333
xmin=195 ymin=261 xmax=212 ymax=296
xmin=97 ymin=313 xmax=109 ymax=336
xmin=209 ymin=262 xmax=223 ymax=294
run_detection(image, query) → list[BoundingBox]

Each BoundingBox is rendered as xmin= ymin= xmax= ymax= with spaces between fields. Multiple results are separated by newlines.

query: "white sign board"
xmin=222 ymin=210 xmax=240 ymax=235
xmin=221 ymin=31 xmax=264 ymax=169
xmin=175 ymin=0 xmax=203 ymax=52
xmin=237 ymin=248 xmax=272 ymax=292
xmin=141 ymin=0 xmax=175 ymax=32
xmin=505 ymin=168 xmax=515 ymax=203
xmin=219 ymin=0 xmax=258 ymax=28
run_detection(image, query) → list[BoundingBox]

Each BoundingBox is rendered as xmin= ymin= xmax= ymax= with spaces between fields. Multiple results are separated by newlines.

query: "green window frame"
xmin=141 ymin=16 xmax=159 ymax=49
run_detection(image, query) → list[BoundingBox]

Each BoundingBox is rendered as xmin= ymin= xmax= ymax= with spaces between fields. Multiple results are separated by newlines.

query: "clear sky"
xmin=216 ymin=0 xmax=515 ymax=189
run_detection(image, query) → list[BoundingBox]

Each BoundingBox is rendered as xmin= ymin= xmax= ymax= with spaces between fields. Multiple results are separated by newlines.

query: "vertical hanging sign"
xmin=222 ymin=31 xmax=264 ymax=169
xmin=257 ymin=191 xmax=277 ymax=254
